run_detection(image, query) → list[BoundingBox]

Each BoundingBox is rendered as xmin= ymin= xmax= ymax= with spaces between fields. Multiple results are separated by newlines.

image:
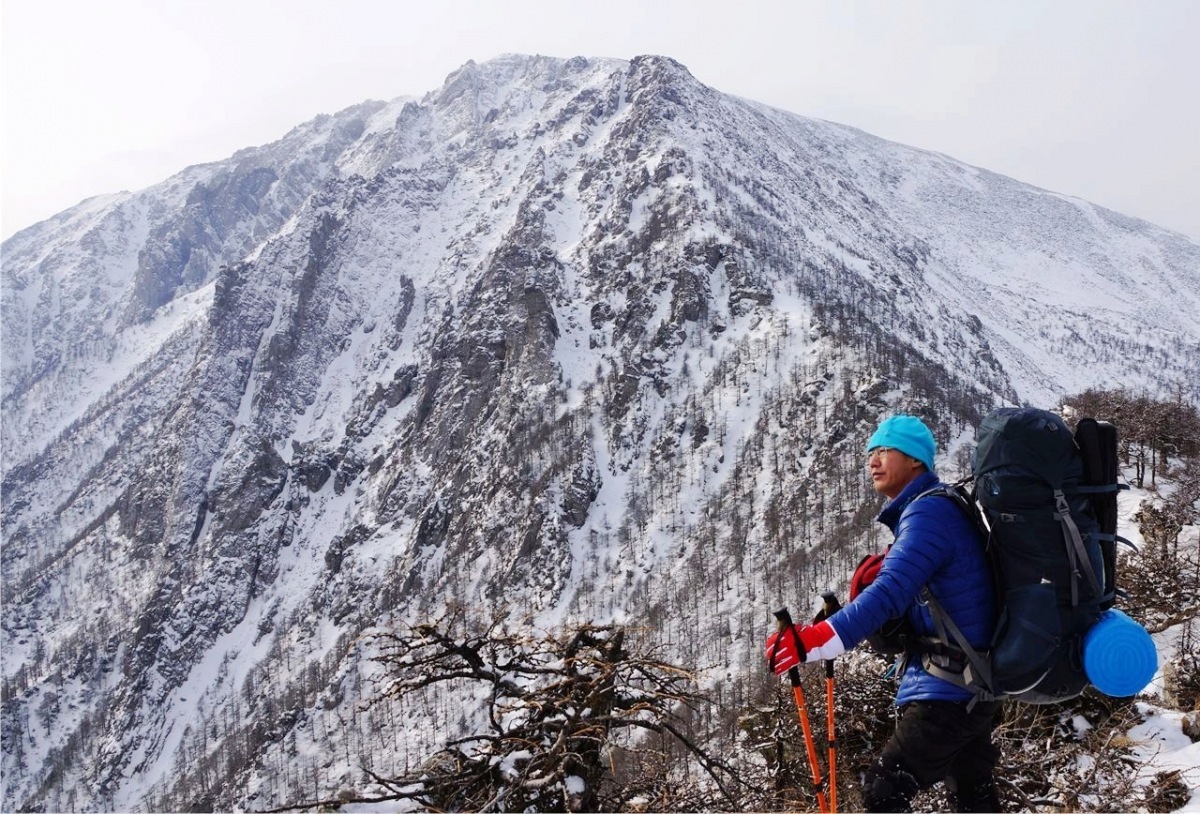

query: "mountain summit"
xmin=2 ymin=54 xmax=1198 ymax=811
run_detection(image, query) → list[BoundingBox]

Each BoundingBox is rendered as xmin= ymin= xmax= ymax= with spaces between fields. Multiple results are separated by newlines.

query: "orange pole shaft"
xmin=789 ymin=671 xmax=829 ymax=814
xmin=826 ymin=668 xmax=837 ymax=813
xmin=774 ymin=607 xmax=830 ymax=814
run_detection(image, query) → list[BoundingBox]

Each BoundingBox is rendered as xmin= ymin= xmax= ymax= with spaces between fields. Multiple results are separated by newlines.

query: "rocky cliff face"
xmin=3 ymin=54 xmax=1198 ymax=811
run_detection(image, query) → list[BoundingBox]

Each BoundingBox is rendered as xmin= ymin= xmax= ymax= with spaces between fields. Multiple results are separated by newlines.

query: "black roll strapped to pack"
xmin=1073 ymin=417 xmax=1134 ymax=608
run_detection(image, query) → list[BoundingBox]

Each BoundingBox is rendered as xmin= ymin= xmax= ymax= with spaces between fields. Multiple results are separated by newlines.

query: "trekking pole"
xmin=819 ymin=591 xmax=842 ymax=814
xmin=773 ymin=607 xmax=830 ymax=814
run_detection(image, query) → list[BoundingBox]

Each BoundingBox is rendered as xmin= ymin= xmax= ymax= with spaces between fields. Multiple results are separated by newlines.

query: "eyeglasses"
xmin=867 ymin=447 xmax=894 ymax=464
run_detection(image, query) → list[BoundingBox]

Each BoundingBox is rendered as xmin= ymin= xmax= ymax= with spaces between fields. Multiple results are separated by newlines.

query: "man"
xmin=765 ymin=415 xmax=1000 ymax=812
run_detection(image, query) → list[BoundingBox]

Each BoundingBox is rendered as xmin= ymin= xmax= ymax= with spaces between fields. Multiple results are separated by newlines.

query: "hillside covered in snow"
xmin=2 ymin=54 xmax=1199 ymax=811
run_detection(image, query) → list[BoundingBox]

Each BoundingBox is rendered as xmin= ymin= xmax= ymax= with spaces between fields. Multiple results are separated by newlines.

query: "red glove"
xmin=764 ymin=620 xmax=845 ymax=674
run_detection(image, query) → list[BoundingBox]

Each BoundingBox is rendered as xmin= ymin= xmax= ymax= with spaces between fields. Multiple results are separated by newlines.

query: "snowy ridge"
xmin=2 ymin=54 xmax=1198 ymax=811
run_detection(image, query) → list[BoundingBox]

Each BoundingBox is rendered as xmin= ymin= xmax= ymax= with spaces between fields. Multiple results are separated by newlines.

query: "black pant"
xmin=862 ymin=700 xmax=1000 ymax=813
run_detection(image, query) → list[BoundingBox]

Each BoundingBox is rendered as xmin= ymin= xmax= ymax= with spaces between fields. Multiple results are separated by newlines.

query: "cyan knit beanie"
xmin=866 ymin=415 xmax=937 ymax=472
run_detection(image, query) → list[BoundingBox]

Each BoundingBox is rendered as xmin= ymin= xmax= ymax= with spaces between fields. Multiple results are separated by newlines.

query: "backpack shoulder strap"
xmin=920 ymin=588 xmax=996 ymax=704
xmin=913 ymin=479 xmax=989 ymax=536
xmin=907 ymin=482 xmax=997 ymax=706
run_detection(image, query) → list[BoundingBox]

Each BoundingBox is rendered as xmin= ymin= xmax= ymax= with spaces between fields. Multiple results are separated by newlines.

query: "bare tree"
xmin=265 ymin=611 xmax=746 ymax=812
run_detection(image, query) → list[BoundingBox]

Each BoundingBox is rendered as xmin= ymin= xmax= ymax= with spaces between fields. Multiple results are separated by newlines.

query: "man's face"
xmin=867 ymin=447 xmax=924 ymax=499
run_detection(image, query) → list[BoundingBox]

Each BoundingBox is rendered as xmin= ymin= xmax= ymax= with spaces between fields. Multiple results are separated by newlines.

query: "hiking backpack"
xmin=902 ymin=408 xmax=1129 ymax=704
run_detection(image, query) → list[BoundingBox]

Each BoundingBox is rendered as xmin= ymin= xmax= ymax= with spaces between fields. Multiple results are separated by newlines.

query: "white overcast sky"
xmin=2 ymin=0 xmax=1198 ymax=241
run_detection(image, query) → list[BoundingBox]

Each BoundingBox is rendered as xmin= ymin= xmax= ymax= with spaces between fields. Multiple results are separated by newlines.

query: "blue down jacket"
xmin=830 ymin=470 xmax=995 ymax=705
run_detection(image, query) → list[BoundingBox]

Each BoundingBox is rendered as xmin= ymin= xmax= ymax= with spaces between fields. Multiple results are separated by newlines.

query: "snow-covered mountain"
xmin=2 ymin=54 xmax=1198 ymax=811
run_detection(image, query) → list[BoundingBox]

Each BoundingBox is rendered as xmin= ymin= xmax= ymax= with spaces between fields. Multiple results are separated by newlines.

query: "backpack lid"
xmin=973 ymin=407 xmax=1079 ymax=486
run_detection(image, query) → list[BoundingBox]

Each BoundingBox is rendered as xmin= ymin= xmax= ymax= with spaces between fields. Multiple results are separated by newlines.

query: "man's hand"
xmin=764 ymin=620 xmax=845 ymax=674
